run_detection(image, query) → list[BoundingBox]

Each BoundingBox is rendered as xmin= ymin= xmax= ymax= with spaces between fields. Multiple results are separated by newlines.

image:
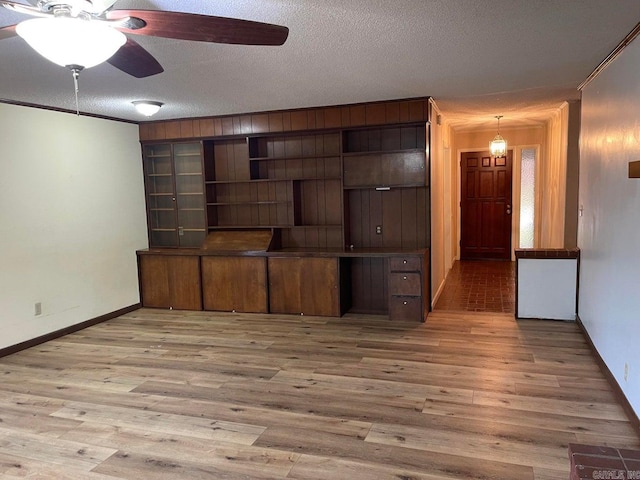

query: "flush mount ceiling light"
xmin=133 ymin=100 xmax=163 ymax=117
xmin=16 ymin=16 xmax=126 ymax=69
xmin=490 ymin=115 xmax=507 ymax=157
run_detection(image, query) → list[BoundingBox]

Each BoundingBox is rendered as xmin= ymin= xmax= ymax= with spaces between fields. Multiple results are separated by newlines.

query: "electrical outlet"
xmin=375 ymin=225 xmax=382 ymax=235
xmin=624 ymin=363 xmax=629 ymax=382
xmin=34 ymin=302 xmax=42 ymax=316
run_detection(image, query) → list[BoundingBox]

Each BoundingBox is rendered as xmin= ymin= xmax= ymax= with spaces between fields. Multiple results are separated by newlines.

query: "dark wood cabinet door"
xmin=202 ymin=256 xmax=268 ymax=313
xmin=268 ymin=257 xmax=340 ymax=316
xmin=139 ymin=255 xmax=202 ymax=310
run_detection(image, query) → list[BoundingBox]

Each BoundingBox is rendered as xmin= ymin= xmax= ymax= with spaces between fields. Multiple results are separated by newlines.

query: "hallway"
xmin=434 ymin=260 xmax=515 ymax=314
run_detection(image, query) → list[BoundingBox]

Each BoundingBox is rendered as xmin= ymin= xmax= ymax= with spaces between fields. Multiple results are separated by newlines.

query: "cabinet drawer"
xmin=389 ymin=256 xmax=421 ymax=272
xmin=388 ymin=272 xmax=421 ymax=296
xmin=389 ymin=296 xmax=423 ymax=321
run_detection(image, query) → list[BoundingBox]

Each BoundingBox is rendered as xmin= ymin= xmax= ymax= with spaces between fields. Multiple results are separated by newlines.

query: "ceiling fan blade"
xmin=107 ymin=37 xmax=164 ymax=78
xmin=0 ymin=0 xmax=50 ymax=17
xmin=106 ymin=9 xmax=289 ymax=46
xmin=0 ymin=24 xmax=17 ymax=40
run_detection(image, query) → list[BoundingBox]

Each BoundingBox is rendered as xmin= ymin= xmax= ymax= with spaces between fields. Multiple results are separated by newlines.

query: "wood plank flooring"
xmin=0 ymin=308 xmax=637 ymax=479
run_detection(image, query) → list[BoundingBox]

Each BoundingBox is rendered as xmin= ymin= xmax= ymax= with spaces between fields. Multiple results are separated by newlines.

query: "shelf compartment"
xmin=292 ymin=178 xmax=342 ymax=227
xmin=342 ymin=148 xmax=425 ymax=157
xmin=205 ymin=178 xmax=292 ymax=185
xmin=342 ymin=125 xmax=426 ymax=153
xmin=248 ymin=133 xmax=341 ymax=160
xmin=250 ymin=156 xmax=341 ymax=181
xmin=347 ymin=257 xmax=389 ymax=315
xmin=280 ymin=225 xmax=343 ymax=249
xmin=208 ymin=200 xmax=293 ymax=228
xmin=205 ymin=138 xmax=251 ymax=183
xmin=343 ymin=151 xmax=426 ymax=188
xmin=346 ymin=187 xmax=429 ymax=250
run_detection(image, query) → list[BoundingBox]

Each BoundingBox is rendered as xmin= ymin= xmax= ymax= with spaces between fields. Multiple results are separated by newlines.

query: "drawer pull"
xmin=403 ymin=301 xmax=408 ymax=305
xmin=403 ymin=260 xmax=407 ymax=264
xmin=403 ymin=276 xmax=407 ymax=280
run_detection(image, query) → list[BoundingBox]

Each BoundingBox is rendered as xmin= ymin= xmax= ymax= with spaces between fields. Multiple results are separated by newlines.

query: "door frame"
xmin=456 ymin=146 xmax=531 ymax=261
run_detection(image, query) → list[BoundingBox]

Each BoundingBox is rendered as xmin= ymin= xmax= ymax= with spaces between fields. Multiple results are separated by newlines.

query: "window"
xmin=519 ymin=148 xmax=536 ymax=248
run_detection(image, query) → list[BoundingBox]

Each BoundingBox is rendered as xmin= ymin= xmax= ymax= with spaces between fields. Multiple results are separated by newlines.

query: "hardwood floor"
xmin=0 ymin=308 xmax=637 ymax=479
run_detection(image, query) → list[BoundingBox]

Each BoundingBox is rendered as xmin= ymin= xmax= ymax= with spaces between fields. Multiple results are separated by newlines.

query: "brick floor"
xmin=434 ymin=260 xmax=515 ymax=314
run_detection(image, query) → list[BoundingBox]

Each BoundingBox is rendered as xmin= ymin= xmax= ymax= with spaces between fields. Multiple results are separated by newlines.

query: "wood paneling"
xmin=139 ymin=98 xmax=432 ymax=140
xmin=347 ymin=187 xmax=429 ymax=249
xmin=202 ymin=256 xmax=268 ymax=313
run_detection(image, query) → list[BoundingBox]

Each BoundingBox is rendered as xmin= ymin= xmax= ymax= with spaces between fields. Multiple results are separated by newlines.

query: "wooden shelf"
xmin=343 ymin=148 xmax=425 ymax=156
xmin=207 ymin=201 xmax=290 ymax=206
xmin=149 ymin=192 xmax=174 ymax=196
xmin=150 ymin=208 xmax=174 ymax=211
xmin=205 ymin=179 xmax=291 ymax=185
xmin=343 ymin=182 xmax=426 ymax=190
xmin=249 ymin=153 xmax=341 ymax=161
xmin=251 ymin=176 xmax=342 ymax=182
xmin=291 ymin=224 xmax=342 ymax=229
xmin=176 ymin=172 xmax=203 ymax=176
xmin=209 ymin=224 xmax=292 ymax=230
xmin=148 ymin=173 xmax=172 ymax=177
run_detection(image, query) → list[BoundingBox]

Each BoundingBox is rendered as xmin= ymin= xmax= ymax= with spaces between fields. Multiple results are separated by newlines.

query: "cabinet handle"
xmin=403 ymin=276 xmax=407 ymax=280
xmin=403 ymin=301 xmax=408 ymax=305
xmin=403 ymin=260 xmax=407 ymax=264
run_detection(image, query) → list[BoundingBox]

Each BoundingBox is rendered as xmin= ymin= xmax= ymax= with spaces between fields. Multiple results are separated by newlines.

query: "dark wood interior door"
xmin=460 ymin=150 xmax=512 ymax=260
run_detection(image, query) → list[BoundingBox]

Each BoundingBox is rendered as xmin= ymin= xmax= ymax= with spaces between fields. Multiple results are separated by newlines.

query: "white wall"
xmin=579 ymin=39 xmax=640 ymax=416
xmin=0 ymin=103 xmax=148 ymax=349
xmin=540 ymin=104 xmax=569 ymax=248
xmin=429 ymin=103 xmax=447 ymax=306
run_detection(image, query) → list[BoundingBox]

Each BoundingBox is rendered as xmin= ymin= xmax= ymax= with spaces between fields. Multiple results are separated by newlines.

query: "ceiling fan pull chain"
xmin=68 ymin=65 xmax=83 ymax=116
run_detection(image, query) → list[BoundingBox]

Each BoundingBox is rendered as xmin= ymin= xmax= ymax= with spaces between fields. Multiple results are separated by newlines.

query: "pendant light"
xmin=490 ymin=115 xmax=507 ymax=157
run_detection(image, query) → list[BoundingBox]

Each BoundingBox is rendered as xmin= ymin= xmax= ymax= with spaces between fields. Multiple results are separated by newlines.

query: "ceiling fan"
xmin=0 ymin=0 xmax=289 ymax=78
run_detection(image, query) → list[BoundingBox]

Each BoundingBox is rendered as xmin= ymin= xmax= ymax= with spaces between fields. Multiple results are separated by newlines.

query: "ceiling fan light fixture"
xmin=489 ymin=115 xmax=507 ymax=157
xmin=16 ymin=16 xmax=126 ymax=69
xmin=133 ymin=100 xmax=163 ymax=116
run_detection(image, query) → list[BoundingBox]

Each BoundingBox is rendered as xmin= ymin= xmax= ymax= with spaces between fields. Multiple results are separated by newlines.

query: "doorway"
xmin=460 ymin=150 xmax=513 ymax=260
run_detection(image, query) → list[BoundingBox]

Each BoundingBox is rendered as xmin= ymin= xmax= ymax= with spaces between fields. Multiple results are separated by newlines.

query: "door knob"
xmin=506 ymin=204 xmax=512 ymax=215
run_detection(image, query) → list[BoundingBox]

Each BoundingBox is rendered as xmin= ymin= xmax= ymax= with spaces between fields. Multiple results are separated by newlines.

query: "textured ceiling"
xmin=1 ymin=0 xmax=639 ymax=127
